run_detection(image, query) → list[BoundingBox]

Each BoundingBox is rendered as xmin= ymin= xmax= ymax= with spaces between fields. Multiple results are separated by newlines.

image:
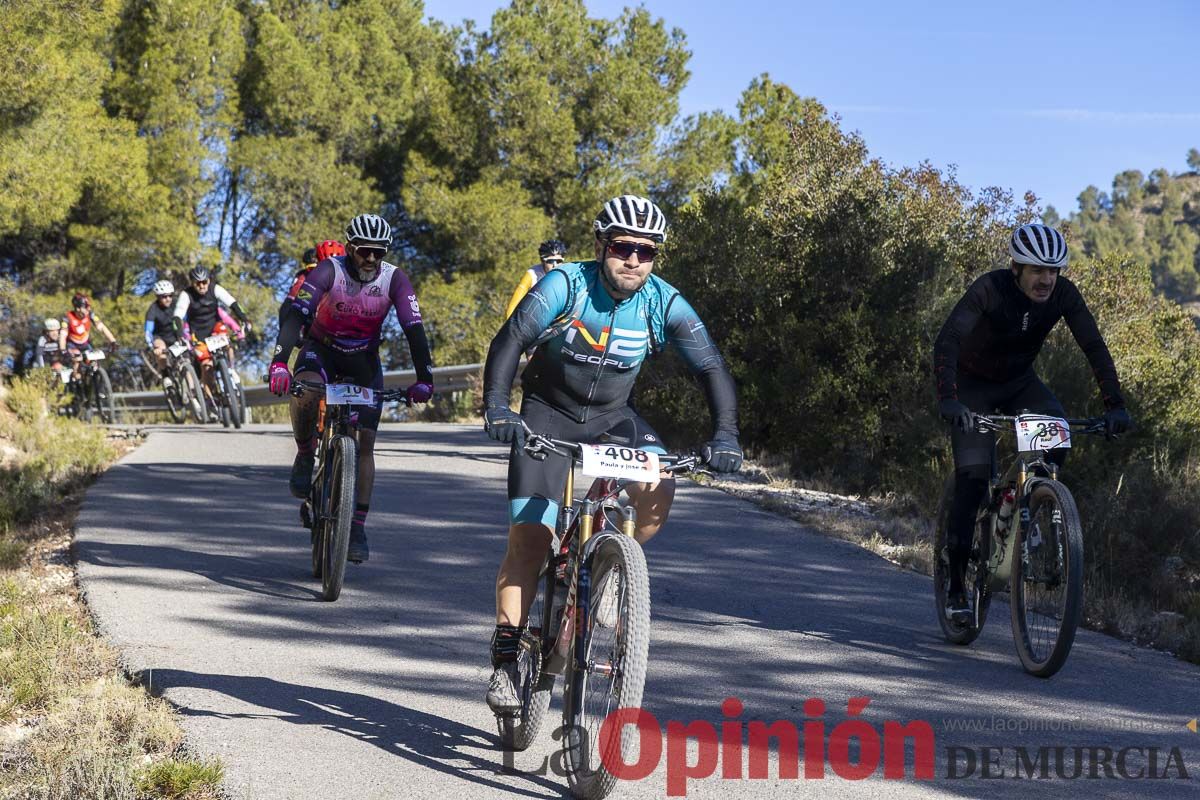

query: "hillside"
xmin=1048 ymin=151 xmax=1200 ymax=303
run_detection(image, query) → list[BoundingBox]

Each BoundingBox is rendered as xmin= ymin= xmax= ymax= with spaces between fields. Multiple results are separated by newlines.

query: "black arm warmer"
xmin=403 ymin=323 xmax=435 ymax=384
xmin=482 ymin=320 xmax=527 ymax=408
xmin=272 ymin=306 xmax=304 ymax=365
xmin=663 ymin=296 xmax=739 ymax=439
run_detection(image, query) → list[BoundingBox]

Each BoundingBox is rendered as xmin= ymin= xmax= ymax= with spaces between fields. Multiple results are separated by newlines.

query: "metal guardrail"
xmin=113 ymin=362 xmax=484 ymax=414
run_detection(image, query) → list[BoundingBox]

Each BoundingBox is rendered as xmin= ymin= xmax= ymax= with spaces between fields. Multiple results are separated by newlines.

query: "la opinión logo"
xmin=504 ymin=696 xmax=935 ymax=796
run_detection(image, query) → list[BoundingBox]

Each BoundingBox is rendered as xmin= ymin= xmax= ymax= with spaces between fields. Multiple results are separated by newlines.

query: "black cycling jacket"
xmin=933 ymin=270 xmax=1124 ymax=410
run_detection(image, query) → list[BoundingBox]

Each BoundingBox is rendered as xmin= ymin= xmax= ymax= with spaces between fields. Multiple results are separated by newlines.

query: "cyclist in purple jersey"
xmin=269 ymin=213 xmax=435 ymax=562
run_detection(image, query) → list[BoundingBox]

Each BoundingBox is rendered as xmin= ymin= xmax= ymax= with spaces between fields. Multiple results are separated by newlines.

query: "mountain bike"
xmin=934 ymin=412 xmax=1107 ymax=678
xmin=193 ymin=326 xmax=241 ymax=428
xmin=288 ymin=379 xmax=408 ymax=601
xmin=162 ymin=341 xmax=207 ymax=423
xmin=70 ymin=346 xmax=115 ymax=424
xmin=496 ymin=431 xmax=702 ymax=799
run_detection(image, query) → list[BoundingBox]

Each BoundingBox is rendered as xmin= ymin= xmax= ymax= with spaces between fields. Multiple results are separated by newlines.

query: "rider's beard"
xmin=353 ymin=264 xmax=380 ymax=282
xmin=601 ymin=259 xmax=650 ymax=298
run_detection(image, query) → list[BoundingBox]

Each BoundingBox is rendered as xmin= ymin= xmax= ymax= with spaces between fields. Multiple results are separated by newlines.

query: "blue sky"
xmin=426 ymin=0 xmax=1200 ymax=215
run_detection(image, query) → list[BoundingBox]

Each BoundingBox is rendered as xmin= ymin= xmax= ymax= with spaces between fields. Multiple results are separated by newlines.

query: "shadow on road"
xmin=142 ymin=669 xmax=565 ymax=799
xmin=75 ymin=425 xmax=1200 ymax=799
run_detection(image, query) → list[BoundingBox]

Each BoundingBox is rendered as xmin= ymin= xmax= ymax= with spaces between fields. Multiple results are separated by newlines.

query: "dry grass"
xmin=0 ymin=547 xmax=222 ymax=799
xmin=0 ymin=377 xmax=224 ymax=800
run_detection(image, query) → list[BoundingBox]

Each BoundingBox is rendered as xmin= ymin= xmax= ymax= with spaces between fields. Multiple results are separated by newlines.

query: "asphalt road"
xmin=76 ymin=424 xmax=1200 ymax=799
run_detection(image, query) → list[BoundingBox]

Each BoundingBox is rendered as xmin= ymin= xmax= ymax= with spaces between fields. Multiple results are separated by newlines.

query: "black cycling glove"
xmin=702 ymin=434 xmax=743 ymax=474
xmin=484 ymin=404 xmax=527 ymax=449
xmin=1103 ymin=407 xmax=1132 ymax=439
xmin=938 ymin=399 xmax=974 ymax=433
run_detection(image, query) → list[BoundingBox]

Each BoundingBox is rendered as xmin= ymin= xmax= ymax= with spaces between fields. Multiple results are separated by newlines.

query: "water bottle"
xmin=996 ymin=488 xmax=1016 ymax=536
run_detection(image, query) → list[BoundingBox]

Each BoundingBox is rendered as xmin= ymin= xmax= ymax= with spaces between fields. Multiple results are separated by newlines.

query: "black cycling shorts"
xmin=508 ymin=396 xmax=666 ymax=528
xmin=294 ymin=339 xmax=385 ymax=431
xmin=952 ymin=371 xmax=1066 ymax=470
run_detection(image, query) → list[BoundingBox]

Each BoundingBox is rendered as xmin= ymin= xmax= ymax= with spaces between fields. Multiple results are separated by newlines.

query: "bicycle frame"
xmin=973 ymin=414 xmax=1103 ymax=589
xmin=292 ymin=379 xmax=407 ymax=524
xmin=530 ymin=437 xmax=693 ymax=678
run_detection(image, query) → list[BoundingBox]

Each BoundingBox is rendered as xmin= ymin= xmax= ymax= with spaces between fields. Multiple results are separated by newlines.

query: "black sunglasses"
xmin=354 ymin=246 xmax=386 ymax=261
xmin=607 ymin=241 xmax=658 ymax=262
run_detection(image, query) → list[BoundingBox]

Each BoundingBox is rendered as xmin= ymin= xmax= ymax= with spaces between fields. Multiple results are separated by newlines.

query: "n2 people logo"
xmin=562 ymin=321 xmax=647 ymax=369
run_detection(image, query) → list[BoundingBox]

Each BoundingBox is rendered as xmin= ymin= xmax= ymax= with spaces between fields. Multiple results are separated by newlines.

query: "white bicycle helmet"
xmin=44 ymin=318 xmax=61 ymax=331
xmin=152 ymin=280 xmax=175 ymax=296
xmin=345 ymin=213 xmax=392 ymax=247
xmin=1009 ymin=223 xmax=1068 ymax=269
xmin=593 ymin=195 xmax=668 ymax=243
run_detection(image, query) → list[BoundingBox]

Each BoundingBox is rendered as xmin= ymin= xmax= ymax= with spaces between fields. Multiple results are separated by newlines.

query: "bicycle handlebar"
xmin=521 ymin=427 xmax=705 ymax=475
xmin=968 ymin=413 xmax=1107 ymax=437
xmin=259 ymin=377 xmax=411 ymax=405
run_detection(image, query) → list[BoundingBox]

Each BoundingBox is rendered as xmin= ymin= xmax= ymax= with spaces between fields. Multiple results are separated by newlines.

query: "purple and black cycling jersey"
xmin=273 ymin=256 xmax=433 ymax=383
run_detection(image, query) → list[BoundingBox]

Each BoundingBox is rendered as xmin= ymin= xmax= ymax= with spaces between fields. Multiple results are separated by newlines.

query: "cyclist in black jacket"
xmin=933 ymin=223 xmax=1132 ymax=619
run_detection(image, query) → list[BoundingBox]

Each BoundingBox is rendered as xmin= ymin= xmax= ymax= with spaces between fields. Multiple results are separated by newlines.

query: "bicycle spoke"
xmin=1021 ymin=502 xmax=1067 ymax=662
xmin=577 ymin=564 xmax=627 ymax=772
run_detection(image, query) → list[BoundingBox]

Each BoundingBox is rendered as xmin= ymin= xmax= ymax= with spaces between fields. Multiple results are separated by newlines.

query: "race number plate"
xmin=1014 ymin=415 xmax=1071 ymax=451
xmin=580 ymin=444 xmax=661 ymax=481
xmin=205 ymin=334 xmax=229 ymax=352
xmin=85 ymin=349 xmax=105 ymax=361
xmin=168 ymin=342 xmax=187 ymax=357
xmin=325 ymin=384 xmax=375 ymax=406
xmin=58 ymin=368 xmax=72 ymax=384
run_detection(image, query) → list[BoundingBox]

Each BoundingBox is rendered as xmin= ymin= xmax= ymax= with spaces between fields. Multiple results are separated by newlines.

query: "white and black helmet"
xmin=44 ymin=318 xmax=61 ymax=331
xmin=345 ymin=213 xmax=392 ymax=247
xmin=152 ymin=280 xmax=174 ymax=296
xmin=1009 ymin=223 xmax=1069 ymax=269
xmin=593 ymin=195 xmax=668 ymax=243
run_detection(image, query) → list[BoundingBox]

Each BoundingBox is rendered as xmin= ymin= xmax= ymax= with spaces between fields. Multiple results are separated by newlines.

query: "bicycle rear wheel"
xmin=319 ymin=435 xmax=356 ymax=601
xmin=1011 ymin=479 xmax=1083 ymax=678
xmin=562 ymin=532 xmax=650 ymax=800
xmin=499 ymin=558 xmax=557 ymax=752
xmin=933 ymin=476 xmax=990 ymax=645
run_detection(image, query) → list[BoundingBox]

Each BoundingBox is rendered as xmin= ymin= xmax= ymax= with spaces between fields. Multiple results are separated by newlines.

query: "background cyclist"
xmin=933 ymin=223 xmax=1132 ymax=619
xmin=268 ymin=214 xmax=435 ymax=564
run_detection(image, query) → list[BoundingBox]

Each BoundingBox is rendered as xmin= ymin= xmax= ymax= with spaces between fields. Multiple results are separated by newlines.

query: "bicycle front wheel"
xmin=163 ymin=373 xmax=184 ymax=423
xmin=215 ymin=359 xmax=242 ymax=430
xmin=179 ymin=362 xmax=207 ymax=423
xmin=319 ymin=435 xmax=356 ymax=601
xmin=93 ymin=366 xmax=114 ymax=424
xmin=1010 ymin=479 xmax=1084 ymax=678
xmin=500 ymin=558 xmax=557 ymax=752
xmin=562 ymin=532 xmax=650 ymax=800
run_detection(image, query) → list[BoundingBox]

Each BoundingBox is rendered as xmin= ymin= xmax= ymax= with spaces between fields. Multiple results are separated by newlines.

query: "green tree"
xmin=1067 ymin=152 xmax=1200 ymax=301
xmin=404 ymin=0 xmax=693 ymax=273
xmin=107 ymin=0 xmax=246 ymax=267
xmin=0 ymin=0 xmax=176 ymax=295
xmin=638 ymin=88 xmax=1029 ymax=493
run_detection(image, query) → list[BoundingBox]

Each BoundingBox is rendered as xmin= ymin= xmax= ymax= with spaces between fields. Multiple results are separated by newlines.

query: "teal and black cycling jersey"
xmin=483 ymin=260 xmax=738 ymax=437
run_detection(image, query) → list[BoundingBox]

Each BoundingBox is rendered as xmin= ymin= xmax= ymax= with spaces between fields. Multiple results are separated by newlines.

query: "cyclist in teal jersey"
xmin=480 ymin=194 xmax=743 ymax=711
